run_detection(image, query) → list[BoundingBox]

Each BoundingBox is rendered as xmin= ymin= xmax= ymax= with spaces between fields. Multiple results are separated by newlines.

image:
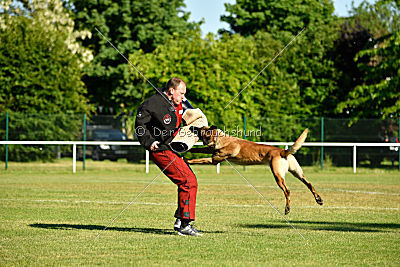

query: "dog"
xmin=186 ymin=126 xmax=323 ymax=214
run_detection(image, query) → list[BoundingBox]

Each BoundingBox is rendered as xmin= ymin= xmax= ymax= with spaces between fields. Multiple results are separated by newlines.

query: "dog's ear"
xmin=209 ymin=125 xmax=218 ymax=130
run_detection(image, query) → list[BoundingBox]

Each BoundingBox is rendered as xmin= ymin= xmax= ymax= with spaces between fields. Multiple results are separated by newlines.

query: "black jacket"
xmin=135 ymin=93 xmax=181 ymax=151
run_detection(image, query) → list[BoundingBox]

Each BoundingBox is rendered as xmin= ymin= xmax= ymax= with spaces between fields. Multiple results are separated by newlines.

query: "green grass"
xmin=1 ymin=159 xmax=399 ymax=266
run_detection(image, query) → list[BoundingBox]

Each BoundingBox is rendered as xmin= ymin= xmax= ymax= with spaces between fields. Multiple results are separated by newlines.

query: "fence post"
xmin=321 ymin=117 xmax=324 ymax=170
xmin=5 ymin=112 xmax=9 ymax=170
xmin=83 ymin=114 xmax=86 ymax=171
xmin=146 ymin=150 xmax=149 ymax=174
xmin=73 ymin=144 xmax=76 ymax=173
xmin=353 ymin=145 xmax=357 ymax=173
xmin=243 ymin=115 xmax=246 ymax=171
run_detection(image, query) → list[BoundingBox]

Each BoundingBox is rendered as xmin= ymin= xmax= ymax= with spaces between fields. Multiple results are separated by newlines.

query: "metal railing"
xmin=1 ymin=141 xmax=399 ymax=173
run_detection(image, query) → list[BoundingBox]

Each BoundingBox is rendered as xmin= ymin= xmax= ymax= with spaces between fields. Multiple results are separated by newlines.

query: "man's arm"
xmin=135 ymin=106 xmax=156 ymax=151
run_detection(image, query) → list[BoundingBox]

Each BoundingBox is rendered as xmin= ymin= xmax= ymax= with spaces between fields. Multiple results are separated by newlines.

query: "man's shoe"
xmin=177 ymin=224 xmax=202 ymax=237
xmin=189 ymin=223 xmax=200 ymax=233
xmin=174 ymin=218 xmax=181 ymax=231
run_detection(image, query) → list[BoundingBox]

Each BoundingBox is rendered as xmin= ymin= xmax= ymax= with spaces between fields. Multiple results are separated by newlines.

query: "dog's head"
xmin=190 ymin=125 xmax=220 ymax=147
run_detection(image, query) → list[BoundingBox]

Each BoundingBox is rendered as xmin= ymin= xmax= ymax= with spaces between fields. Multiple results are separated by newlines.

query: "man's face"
xmin=169 ymin=82 xmax=186 ymax=106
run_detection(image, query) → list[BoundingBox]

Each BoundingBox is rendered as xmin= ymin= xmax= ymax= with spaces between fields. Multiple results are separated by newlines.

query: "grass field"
xmin=1 ymin=159 xmax=399 ymax=266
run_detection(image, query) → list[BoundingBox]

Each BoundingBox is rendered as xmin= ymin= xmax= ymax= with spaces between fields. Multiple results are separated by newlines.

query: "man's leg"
xmin=150 ymin=150 xmax=198 ymax=221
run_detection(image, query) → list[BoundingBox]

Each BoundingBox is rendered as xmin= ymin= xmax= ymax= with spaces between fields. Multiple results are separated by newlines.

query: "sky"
xmin=183 ymin=0 xmax=377 ymax=35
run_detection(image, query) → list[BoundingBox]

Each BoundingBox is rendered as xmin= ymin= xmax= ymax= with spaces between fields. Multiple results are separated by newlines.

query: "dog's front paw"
xmin=183 ymin=157 xmax=192 ymax=164
xmin=315 ymin=196 xmax=323 ymax=205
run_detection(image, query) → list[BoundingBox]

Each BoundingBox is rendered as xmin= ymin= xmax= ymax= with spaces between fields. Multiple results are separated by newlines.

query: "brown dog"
xmin=186 ymin=126 xmax=323 ymax=214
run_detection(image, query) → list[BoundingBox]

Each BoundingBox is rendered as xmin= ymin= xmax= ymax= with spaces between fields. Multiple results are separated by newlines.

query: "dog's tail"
xmin=280 ymin=128 xmax=308 ymax=157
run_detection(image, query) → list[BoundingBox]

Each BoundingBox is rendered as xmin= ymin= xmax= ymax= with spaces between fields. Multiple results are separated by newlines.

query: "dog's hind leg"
xmin=287 ymin=155 xmax=323 ymax=206
xmin=270 ymin=157 xmax=291 ymax=215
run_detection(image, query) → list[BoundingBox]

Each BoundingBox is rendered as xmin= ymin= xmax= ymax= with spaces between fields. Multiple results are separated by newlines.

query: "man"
xmin=135 ymin=77 xmax=201 ymax=236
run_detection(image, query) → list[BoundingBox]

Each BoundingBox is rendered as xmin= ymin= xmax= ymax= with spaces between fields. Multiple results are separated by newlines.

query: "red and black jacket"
xmin=135 ymin=92 xmax=183 ymax=151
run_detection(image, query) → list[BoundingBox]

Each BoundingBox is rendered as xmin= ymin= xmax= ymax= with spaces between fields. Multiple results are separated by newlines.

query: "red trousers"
xmin=150 ymin=150 xmax=198 ymax=221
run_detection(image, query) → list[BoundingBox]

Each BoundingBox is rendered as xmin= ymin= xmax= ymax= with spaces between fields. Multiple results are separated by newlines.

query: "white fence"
xmin=0 ymin=141 xmax=399 ymax=173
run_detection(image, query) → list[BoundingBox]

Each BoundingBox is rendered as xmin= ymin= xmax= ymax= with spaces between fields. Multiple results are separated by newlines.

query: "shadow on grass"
xmin=29 ymin=223 xmax=224 ymax=235
xmin=241 ymin=220 xmax=400 ymax=233
xmin=29 ymin=223 xmax=175 ymax=235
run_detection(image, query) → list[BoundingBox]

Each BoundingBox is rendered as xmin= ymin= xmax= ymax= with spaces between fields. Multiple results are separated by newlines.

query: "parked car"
xmin=79 ymin=128 xmax=143 ymax=162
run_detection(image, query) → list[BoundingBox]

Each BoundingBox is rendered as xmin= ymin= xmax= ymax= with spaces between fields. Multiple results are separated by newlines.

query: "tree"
xmin=327 ymin=17 xmax=374 ymax=116
xmin=0 ymin=0 xmax=93 ymax=114
xmin=128 ymin=31 xmax=258 ymax=126
xmin=335 ymin=0 xmax=400 ymax=118
xmin=221 ymin=0 xmax=335 ymax=36
xmin=0 ymin=0 xmax=94 ymax=160
xmin=68 ymin=0 xmax=200 ymax=110
xmin=127 ymin=30 xmax=316 ymax=141
xmin=336 ymin=30 xmax=400 ymax=118
xmin=220 ymin=0 xmax=339 ymax=117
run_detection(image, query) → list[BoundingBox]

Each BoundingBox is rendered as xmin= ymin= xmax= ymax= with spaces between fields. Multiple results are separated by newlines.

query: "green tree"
xmin=336 ymin=0 xmax=400 ymax=118
xmin=221 ymin=0 xmax=335 ymax=36
xmin=68 ymin=0 xmax=200 ymax=109
xmin=327 ymin=17 xmax=374 ymax=116
xmin=0 ymin=0 xmax=92 ymax=114
xmin=220 ymin=0 xmax=339 ymax=117
xmin=129 ymin=31 xmax=258 ymax=126
xmin=0 ymin=0 xmax=93 ymax=161
xmin=128 ymin=30 xmax=315 ymax=141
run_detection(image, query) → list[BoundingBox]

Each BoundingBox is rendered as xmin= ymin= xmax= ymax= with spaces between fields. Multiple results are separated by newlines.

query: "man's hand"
xmin=150 ymin=141 xmax=160 ymax=151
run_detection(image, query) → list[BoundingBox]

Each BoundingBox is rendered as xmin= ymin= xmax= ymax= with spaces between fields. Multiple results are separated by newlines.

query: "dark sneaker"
xmin=174 ymin=218 xmax=181 ymax=231
xmin=177 ymin=224 xmax=202 ymax=237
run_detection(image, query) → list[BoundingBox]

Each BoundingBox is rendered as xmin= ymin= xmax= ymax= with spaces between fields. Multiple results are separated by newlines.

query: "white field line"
xmin=133 ymin=181 xmax=400 ymax=196
xmin=1 ymin=198 xmax=399 ymax=211
xmin=320 ymin=188 xmax=400 ymax=196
